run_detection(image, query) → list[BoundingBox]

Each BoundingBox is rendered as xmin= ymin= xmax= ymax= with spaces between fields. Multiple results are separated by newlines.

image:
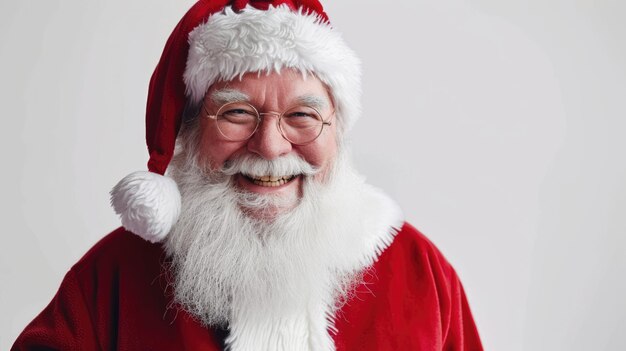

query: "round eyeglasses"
xmin=203 ymin=101 xmax=333 ymax=145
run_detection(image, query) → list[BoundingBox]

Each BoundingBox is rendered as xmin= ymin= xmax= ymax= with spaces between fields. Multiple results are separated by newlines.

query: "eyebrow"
xmin=210 ymin=89 xmax=250 ymax=106
xmin=210 ymin=90 xmax=330 ymax=111
xmin=295 ymin=95 xmax=329 ymax=111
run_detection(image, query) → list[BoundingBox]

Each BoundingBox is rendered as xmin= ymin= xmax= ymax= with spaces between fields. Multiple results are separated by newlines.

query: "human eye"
xmin=283 ymin=106 xmax=321 ymax=122
xmin=287 ymin=111 xmax=315 ymax=118
xmin=219 ymin=103 xmax=257 ymax=124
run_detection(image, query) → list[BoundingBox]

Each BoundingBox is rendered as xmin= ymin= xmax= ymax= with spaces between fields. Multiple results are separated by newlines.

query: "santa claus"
xmin=13 ymin=1 xmax=483 ymax=350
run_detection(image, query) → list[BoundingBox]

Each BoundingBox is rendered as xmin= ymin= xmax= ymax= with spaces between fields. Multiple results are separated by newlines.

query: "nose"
xmin=246 ymin=113 xmax=292 ymax=160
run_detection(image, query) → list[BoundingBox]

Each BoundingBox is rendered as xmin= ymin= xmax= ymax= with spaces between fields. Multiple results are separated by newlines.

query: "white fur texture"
xmin=110 ymin=171 xmax=181 ymax=243
xmin=165 ymin=149 xmax=403 ymax=351
xmin=184 ymin=5 xmax=362 ymax=133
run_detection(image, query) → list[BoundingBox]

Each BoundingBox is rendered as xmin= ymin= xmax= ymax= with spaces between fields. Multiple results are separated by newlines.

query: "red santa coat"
xmin=13 ymin=223 xmax=482 ymax=350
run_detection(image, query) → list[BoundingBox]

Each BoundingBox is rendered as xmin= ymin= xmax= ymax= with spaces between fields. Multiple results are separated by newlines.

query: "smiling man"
xmin=13 ymin=1 xmax=482 ymax=350
xmin=196 ymin=70 xmax=338 ymax=213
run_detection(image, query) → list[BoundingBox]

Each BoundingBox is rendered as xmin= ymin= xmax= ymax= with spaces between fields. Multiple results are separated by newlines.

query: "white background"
xmin=1 ymin=0 xmax=624 ymax=350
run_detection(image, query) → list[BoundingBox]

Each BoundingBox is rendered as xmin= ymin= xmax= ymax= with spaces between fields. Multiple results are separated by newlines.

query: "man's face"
xmin=196 ymin=69 xmax=338 ymax=213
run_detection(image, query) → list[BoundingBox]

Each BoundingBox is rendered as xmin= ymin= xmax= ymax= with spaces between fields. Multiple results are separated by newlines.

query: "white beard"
xmin=164 ymin=148 xmax=402 ymax=351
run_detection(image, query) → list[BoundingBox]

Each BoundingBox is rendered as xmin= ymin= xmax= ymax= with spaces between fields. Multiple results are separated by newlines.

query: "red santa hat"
xmin=110 ymin=0 xmax=361 ymax=243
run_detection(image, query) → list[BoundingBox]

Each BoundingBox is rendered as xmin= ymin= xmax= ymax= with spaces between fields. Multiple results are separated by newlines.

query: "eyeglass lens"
xmin=215 ymin=102 xmax=324 ymax=144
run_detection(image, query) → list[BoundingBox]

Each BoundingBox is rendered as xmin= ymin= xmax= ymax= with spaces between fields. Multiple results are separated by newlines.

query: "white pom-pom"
xmin=110 ymin=171 xmax=181 ymax=243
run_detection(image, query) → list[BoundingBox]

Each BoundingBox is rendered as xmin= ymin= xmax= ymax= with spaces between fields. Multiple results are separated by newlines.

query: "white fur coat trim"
xmin=184 ymin=5 xmax=362 ymax=133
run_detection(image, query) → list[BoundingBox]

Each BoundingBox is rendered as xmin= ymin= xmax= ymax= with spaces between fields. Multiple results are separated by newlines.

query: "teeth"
xmin=246 ymin=174 xmax=295 ymax=187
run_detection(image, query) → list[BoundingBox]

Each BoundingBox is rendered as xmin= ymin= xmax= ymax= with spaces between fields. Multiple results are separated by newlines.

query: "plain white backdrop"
xmin=1 ymin=0 xmax=625 ymax=350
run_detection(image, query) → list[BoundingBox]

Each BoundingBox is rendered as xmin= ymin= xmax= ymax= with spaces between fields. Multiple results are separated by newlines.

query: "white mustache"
xmin=221 ymin=154 xmax=318 ymax=178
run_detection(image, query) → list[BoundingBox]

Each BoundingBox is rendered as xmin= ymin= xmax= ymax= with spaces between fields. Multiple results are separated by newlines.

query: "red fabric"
xmin=12 ymin=223 xmax=482 ymax=350
xmin=332 ymin=224 xmax=483 ymax=350
xmin=145 ymin=0 xmax=328 ymax=174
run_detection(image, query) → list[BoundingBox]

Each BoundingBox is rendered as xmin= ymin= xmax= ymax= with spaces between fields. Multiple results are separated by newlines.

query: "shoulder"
xmin=11 ymin=229 xmax=168 ymax=350
xmin=387 ymin=223 xmax=454 ymax=266
xmin=334 ymin=223 xmax=482 ymax=349
xmin=70 ymin=227 xmax=166 ymax=281
xmin=376 ymin=222 xmax=459 ymax=283
xmin=391 ymin=222 xmax=440 ymax=250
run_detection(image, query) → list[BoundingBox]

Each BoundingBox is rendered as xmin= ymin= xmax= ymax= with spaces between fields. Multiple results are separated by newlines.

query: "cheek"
xmin=301 ymin=129 xmax=338 ymax=180
xmin=197 ymin=121 xmax=245 ymax=169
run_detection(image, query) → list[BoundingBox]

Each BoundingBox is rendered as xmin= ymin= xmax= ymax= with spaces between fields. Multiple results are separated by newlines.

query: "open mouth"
xmin=242 ymin=174 xmax=297 ymax=187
